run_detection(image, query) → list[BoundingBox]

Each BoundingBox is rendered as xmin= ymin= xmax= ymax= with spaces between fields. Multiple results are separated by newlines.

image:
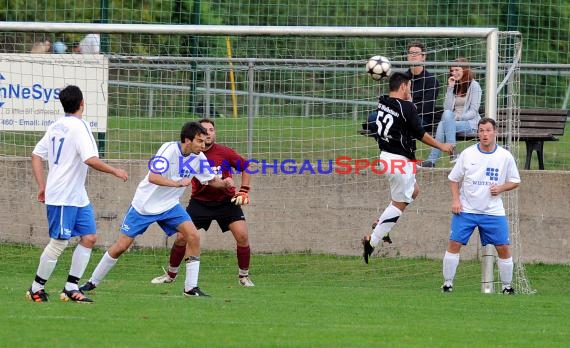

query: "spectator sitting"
xmin=53 ymin=41 xmax=67 ymax=54
xmin=79 ymin=33 xmax=100 ymax=54
xmin=71 ymin=42 xmax=81 ymax=53
xmin=419 ymin=57 xmax=481 ymax=167
xmin=31 ymin=40 xmax=51 ymax=53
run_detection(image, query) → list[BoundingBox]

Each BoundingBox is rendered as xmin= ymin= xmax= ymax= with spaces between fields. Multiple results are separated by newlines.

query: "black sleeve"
xmin=362 ymin=110 xmax=380 ymax=140
xmin=405 ymin=103 xmax=426 ymax=140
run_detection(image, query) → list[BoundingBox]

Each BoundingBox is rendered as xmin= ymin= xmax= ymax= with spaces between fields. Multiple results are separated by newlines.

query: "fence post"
xmin=148 ymin=88 xmax=154 ymax=118
xmin=481 ymin=244 xmax=496 ymax=294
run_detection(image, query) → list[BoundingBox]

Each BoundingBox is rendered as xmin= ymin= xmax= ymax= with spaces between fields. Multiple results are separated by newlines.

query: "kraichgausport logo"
xmin=147 ymin=155 xmax=420 ymax=175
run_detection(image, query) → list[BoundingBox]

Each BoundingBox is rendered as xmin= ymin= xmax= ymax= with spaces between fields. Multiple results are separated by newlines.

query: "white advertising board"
xmin=0 ymin=54 xmax=108 ymax=132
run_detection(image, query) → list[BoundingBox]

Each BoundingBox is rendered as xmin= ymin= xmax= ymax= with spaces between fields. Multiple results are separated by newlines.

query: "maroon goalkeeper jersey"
xmin=191 ymin=143 xmax=247 ymax=202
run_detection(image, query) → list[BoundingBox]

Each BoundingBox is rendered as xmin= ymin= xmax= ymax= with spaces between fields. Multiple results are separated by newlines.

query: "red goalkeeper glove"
xmin=231 ymin=185 xmax=250 ymax=206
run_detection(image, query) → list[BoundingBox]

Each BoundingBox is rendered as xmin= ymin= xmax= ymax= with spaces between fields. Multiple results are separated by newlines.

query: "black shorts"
xmin=187 ymin=199 xmax=246 ymax=232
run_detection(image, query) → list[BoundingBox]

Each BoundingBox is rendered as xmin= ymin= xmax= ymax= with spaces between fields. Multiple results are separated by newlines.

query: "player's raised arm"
xmin=85 ymin=156 xmax=128 ymax=181
xmin=419 ymin=132 xmax=455 ymax=155
xmin=148 ymin=172 xmax=191 ymax=187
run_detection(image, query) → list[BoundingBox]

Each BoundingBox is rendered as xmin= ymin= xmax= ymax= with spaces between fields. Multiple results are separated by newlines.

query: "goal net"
xmin=0 ymin=23 xmax=532 ymax=294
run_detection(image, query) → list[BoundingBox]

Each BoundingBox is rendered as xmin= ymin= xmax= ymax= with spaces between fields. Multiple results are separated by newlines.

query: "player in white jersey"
xmin=441 ymin=117 xmax=521 ymax=294
xmin=80 ymin=121 xmax=234 ymax=297
xmin=27 ymin=85 xmax=128 ymax=303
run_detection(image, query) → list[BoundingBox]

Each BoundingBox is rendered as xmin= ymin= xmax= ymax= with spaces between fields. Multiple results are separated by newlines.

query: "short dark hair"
xmin=180 ymin=121 xmax=207 ymax=142
xmin=59 ymin=85 xmax=83 ymax=114
xmin=388 ymin=72 xmax=411 ymax=92
xmin=407 ymin=41 xmax=425 ymax=54
xmin=198 ymin=118 xmax=215 ymax=128
xmin=478 ymin=117 xmax=496 ymax=129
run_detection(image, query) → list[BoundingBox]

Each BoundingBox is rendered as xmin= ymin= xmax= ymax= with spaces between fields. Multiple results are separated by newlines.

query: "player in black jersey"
xmin=361 ymin=72 xmax=454 ymax=263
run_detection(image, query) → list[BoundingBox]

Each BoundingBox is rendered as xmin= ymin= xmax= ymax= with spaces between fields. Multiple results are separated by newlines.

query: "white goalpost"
xmin=0 ymin=22 xmax=532 ymax=294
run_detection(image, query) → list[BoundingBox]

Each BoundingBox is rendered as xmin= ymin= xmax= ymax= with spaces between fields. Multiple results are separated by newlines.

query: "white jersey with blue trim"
xmin=32 ymin=115 xmax=99 ymax=207
xmin=448 ymin=143 xmax=521 ymax=216
xmin=131 ymin=141 xmax=215 ymax=215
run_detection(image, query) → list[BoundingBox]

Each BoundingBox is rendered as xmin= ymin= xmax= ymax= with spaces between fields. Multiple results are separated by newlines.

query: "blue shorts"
xmin=120 ymin=204 xmax=191 ymax=238
xmin=450 ymin=212 xmax=510 ymax=246
xmin=46 ymin=204 xmax=96 ymax=240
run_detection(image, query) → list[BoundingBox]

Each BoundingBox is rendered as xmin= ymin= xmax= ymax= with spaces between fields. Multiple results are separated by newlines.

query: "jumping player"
xmin=362 ymin=72 xmax=454 ymax=263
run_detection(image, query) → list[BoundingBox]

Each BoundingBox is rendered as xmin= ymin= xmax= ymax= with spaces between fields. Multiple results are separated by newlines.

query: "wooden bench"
xmin=457 ymin=108 xmax=569 ymax=170
xmin=361 ymin=108 xmax=569 ymax=170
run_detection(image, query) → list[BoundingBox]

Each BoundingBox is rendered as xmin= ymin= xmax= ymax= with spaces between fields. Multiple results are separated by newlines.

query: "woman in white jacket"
xmin=421 ymin=58 xmax=481 ymax=167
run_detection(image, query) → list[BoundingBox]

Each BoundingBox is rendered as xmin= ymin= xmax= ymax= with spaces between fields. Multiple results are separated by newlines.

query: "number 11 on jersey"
xmin=51 ymin=136 xmax=65 ymax=164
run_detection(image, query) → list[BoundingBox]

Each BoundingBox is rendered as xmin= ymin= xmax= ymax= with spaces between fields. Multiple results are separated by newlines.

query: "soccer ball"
xmin=366 ymin=55 xmax=392 ymax=80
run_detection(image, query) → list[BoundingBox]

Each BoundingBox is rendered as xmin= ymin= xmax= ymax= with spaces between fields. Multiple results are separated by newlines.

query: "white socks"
xmin=443 ymin=253 xmax=513 ymax=289
xmin=370 ymin=203 xmax=402 ymax=247
xmin=89 ymin=251 xmax=118 ymax=286
xmin=442 ymin=251 xmax=460 ymax=286
xmin=65 ymin=244 xmax=92 ymax=291
xmin=498 ymin=257 xmax=513 ymax=289
xmin=32 ymin=252 xmax=58 ymax=292
xmin=184 ymin=257 xmax=200 ymax=292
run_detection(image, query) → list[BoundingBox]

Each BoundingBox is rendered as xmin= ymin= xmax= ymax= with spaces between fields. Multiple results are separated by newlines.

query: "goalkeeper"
xmin=151 ymin=118 xmax=255 ymax=287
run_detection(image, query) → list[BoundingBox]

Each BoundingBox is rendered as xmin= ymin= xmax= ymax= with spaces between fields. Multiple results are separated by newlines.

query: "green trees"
xmin=0 ymin=1 xmax=567 ymax=107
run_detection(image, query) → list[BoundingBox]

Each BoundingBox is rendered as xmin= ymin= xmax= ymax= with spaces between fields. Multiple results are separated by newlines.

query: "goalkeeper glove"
xmin=231 ymin=185 xmax=250 ymax=206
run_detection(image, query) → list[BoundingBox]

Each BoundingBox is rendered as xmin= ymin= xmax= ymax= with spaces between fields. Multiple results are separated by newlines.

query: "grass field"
xmin=1 ymin=245 xmax=569 ymax=347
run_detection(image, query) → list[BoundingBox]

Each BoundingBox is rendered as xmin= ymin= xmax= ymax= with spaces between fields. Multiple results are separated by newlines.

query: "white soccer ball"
xmin=366 ymin=55 xmax=392 ymax=81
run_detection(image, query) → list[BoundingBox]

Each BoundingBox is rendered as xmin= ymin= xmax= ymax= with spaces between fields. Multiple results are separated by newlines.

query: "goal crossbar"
xmin=0 ymin=22 xmax=503 ymax=115
xmin=0 ymin=22 xmax=497 ymax=37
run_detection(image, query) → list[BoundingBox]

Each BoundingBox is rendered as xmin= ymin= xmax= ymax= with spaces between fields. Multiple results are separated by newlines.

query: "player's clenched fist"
xmin=231 ymin=185 xmax=250 ymax=205
xmin=114 ymin=168 xmax=129 ymax=182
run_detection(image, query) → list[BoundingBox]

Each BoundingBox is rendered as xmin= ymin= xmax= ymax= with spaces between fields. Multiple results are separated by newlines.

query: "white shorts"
xmin=377 ymin=152 xmax=416 ymax=203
